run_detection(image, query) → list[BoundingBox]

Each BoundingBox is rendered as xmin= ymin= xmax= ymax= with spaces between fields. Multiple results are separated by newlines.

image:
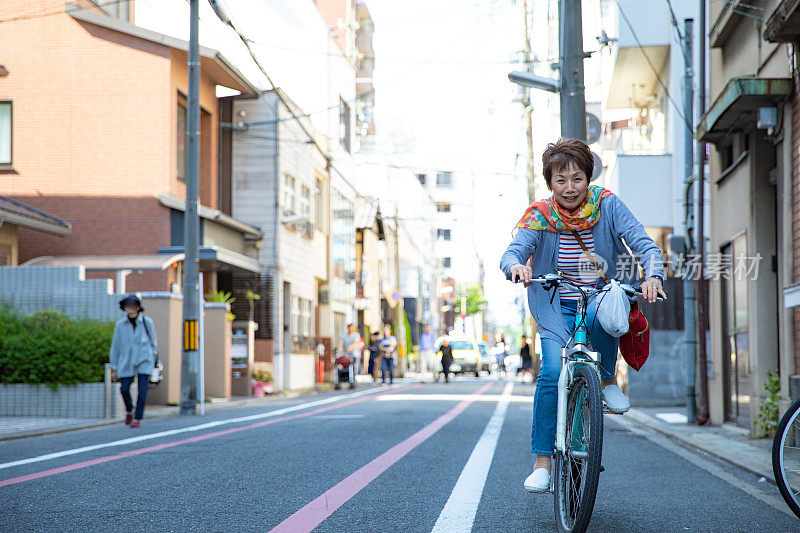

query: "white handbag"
xmin=143 ymin=317 xmax=164 ymax=386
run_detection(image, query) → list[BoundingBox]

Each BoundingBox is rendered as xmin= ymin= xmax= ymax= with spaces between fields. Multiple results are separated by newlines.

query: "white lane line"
xmin=310 ymin=415 xmax=366 ymax=419
xmin=0 ymin=384 xmax=413 ymax=471
xmin=432 ymin=381 xmax=514 ymax=532
xmin=377 ymin=394 xmax=531 ymax=403
xmin=607 ymin=415 xmax=794 ymax=518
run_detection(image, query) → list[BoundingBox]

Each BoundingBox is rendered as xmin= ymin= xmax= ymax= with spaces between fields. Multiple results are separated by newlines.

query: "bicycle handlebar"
xmin=505 ymin=272 xmax=667 ymax=302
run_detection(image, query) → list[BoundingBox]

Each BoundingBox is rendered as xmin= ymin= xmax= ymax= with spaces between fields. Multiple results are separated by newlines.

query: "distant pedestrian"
xmin=367 ymin=331 xmax=381 ymax=381
xmin=518 ymin=334 xmax=534 ymax=382
xmin=418 ymin=324 xmax=436 ymax=379
xmin=438 ymin=337 xmax=454 ymax=383
xmin=379 ymin=325 xmax=397 ymax=386
xmin=110 ymin=295 xmax=157 ymax=428
xmin=337 ymin=323 xmax=363 ymax=375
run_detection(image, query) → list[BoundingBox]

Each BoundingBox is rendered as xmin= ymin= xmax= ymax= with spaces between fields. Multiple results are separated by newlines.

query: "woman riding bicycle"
xmin=499 ymin=138 xmax=666 ymax=493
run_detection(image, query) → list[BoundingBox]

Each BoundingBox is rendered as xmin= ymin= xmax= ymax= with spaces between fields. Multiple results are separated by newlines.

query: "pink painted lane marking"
xmin=269 ymin=381 xmax=495 ymax=533
xmin=0 ymin=383 xmax=424 ymax=488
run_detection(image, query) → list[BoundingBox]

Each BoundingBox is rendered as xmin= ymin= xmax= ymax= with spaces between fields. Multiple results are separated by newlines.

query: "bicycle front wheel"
xmin=773 ymin=397 xmax=800 ymax=518
xmin=554 ymin=364 xmax=603 ymax=533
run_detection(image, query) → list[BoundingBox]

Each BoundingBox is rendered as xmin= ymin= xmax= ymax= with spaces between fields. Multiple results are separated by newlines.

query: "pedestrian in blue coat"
xmin=109 ymin=295 xmax=157 ymax=428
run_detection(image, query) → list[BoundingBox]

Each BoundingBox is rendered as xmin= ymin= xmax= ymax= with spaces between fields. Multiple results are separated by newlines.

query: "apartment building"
xmin=696 ymin=0 xmax=799 ymax=431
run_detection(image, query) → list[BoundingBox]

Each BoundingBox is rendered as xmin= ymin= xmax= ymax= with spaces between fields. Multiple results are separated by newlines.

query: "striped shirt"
xmin=557 ymin=229 xmax=599 ymax=302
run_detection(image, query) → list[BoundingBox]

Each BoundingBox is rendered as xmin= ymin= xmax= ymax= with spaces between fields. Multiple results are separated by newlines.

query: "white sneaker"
xmin=523 ymin=467 xmax=550 ymax=493
xmin=602 ymin=384 xmax=630 ymax=413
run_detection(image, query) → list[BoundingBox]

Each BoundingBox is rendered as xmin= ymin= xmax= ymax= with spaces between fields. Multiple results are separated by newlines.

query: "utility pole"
xmin=508 ymin=0 xmax=587 ymax=140
xmin=558 ymin=0 xmax=587 ymax=141
xmin=181 ymin=0 xmax=201 ymax=416
xmin=695 ymin=1 xmax=709 ymax=425
xmin=521 ymin=0 xmax=535 ymax=203
xmin=681 ymin=18 xmax=697 ymax=423
xmin=393 ymin=207 xmax=405 ymax=377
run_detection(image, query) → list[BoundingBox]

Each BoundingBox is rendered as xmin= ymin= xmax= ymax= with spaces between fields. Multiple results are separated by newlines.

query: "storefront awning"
xmin=23 ymin=253 xmax=183 ymax=270
xmin=0 ymin=196 xmax=71 ymax=237
xmin=695 ymin=77 xmax=791 ymax=143
xmin=159 ymin=246 xmax=261 ymax=273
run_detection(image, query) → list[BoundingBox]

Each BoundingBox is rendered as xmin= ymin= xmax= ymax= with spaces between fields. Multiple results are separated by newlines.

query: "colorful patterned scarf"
xmin=515 ymin=185 xmax=613 ymax=233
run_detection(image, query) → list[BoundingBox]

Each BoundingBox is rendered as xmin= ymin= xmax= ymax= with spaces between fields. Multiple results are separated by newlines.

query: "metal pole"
xmin=695 ymin=1 xmax=709 ymax=425
xmin=394 ymin=208 xmax=405 ymax=377
xmin=198 ymin=272 xmax=205 ymax=416
xmin=521 ymin=0 xmax=536 ymax=203
xmin=559 ymin=0 xmax=587 ymax=141
xmin=682 ymin=18 xmax=697 ymax=422
xmin=181 ymin=0 xmax=200 ymax=416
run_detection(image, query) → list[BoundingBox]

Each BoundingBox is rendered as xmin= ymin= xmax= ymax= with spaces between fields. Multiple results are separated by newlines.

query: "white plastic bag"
xmin=597 ymin=280 xmax=630 ymax=337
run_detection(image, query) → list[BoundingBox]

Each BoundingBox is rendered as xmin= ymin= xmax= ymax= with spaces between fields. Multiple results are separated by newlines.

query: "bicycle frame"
xmin=555 ymin=292 xmax=601 ymax=454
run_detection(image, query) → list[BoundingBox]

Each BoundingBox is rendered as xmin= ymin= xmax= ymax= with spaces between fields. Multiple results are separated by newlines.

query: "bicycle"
xmin=510 ymin=272 xmax=664 ymax=533
xmin=773 ymin=396 xmax=800 ymax=518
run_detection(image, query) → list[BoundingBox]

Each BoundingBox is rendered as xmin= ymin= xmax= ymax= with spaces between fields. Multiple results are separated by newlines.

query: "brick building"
xmin=0 ymin=1 xmax=263 ymax=293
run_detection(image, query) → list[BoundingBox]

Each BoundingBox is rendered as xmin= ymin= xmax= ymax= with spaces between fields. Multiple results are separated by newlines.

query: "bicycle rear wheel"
xmin=773 ymin=397 xmax=800 ymax=518
xmin=554 ymin=364 xmax=603 ymax=533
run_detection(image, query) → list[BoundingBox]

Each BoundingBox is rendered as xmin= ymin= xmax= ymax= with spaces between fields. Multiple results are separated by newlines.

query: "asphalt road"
xmin=0 ymin=378 xmax=795 ymax=532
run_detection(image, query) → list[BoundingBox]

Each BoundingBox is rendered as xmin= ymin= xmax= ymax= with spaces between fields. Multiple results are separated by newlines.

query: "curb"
xmin=0 ymin=386 xmax=331 ymax=441
xmin=625 ymin=408 xmax=775 ymax=484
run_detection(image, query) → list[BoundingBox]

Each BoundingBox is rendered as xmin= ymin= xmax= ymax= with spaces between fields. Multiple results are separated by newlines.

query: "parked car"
xmin=477 ymin=341 xmax=491 ymax=373
xmin=436 ymin=335 xmax=481 ymax=376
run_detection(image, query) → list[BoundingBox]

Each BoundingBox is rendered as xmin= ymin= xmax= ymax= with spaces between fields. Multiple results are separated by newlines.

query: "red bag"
xmin=619 ymin=302 xmax=650 ymax=371
xmin=335 ymin=355 xmax=352 ymax=368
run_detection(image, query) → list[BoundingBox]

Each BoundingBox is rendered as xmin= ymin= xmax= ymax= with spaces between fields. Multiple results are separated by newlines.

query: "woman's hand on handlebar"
xmin=510 ymin=264 xmax=533 ymax=283
xmin=640 ymin=276 xmax=667 ymax=303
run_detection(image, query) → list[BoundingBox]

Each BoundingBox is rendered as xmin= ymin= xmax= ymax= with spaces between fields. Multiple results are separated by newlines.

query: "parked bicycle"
xmin=773 ymin=396 xmax=800 ymax=518
xmin=511 ymin=272 xmax=664 ymax=533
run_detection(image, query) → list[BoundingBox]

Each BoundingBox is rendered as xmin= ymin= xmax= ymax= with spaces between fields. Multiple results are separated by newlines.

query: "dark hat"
xmin=119 ymin=295 xmax=144 ymax=312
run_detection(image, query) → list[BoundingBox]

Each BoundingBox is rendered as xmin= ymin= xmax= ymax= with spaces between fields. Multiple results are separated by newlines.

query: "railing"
xmin=293 ymin=335 xmax=317 ymax=353
xmin=615 ymin=126 xmax=667 ymax=155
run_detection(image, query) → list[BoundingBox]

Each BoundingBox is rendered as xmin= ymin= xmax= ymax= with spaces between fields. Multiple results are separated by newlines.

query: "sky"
xmin=366 ymin=0 xmax=533 ymax=327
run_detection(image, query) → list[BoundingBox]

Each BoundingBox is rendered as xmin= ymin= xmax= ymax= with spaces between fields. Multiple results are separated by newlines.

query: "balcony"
xmin=608 ymin=149 xmax=672 ymax=228
xmin=607 ymin=0 xmax=671 ymax=109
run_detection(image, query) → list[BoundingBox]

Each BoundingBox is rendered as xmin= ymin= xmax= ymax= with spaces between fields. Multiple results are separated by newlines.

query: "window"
xmin=177 ymin=103 xmax=186 ymax=181
xmin=416 ymin=173 xmax=426 ymax=185
xmin=301 ymin=299 xmax=312 ymax=337
xmin=442 ymin=257 xmax=452 ymax=268
xmin=315 ymin=177 xmax=324 ymax=229
xmin=437 ymin=228 xmax=451 ymax=241
xmin=300 ymin=185 xmax=311 ymax=218
xmin=283 ymin=174 xmax=296 ymax=215
xmin=0 ymin=102 xmax=10 ymax=166
xmin=436 ymin=171 xmax=453 ymax=188
xmin=436 ymin=202 xmax=451 ymax=213
xmin=291 ymin=297 xmax=301 ymax=338
xmin=339 ymin=98 xmax=351 ymax=153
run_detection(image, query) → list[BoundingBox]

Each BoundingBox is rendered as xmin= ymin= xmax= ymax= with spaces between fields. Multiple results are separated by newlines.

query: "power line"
xmin=613 ymin=0 xmax=692 ymax=131
xmin=227 ymin=89 xmax=374 ymax=130
xmin=244 ymin=37 xmax=523 ymax=66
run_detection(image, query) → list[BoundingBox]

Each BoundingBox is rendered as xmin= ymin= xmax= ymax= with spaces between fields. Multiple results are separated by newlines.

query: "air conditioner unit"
xmin=301 ymin=220 xmax=314 ymax=238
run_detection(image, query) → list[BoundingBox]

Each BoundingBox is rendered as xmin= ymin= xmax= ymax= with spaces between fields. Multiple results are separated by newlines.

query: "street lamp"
xmin=507 ymin=71 xmax=559 ymax=93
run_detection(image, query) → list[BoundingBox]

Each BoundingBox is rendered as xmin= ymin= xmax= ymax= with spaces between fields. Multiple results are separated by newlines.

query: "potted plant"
xmin=251 ymin=368 xmax=273 ymax=397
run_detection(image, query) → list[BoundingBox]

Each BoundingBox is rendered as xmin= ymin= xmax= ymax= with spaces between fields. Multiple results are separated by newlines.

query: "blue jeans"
xmin=381 ymin=357 xmax=394 ymax=384
xmin=120 ymin=374 xmax=149 ymax=420
xmin=531 ymin=299 xmax=618 ymax=455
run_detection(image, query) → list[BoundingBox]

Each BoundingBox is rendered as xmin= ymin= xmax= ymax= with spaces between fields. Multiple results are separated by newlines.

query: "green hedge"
xmin=0 ymin=309 xmax=114 ymax=388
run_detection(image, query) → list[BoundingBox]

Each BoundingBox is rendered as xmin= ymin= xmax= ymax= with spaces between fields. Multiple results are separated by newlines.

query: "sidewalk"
xmin=626 ymin=407 xmax=775 ymax=483
xmin=0 ymin=385 xmax=337 ymax=441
